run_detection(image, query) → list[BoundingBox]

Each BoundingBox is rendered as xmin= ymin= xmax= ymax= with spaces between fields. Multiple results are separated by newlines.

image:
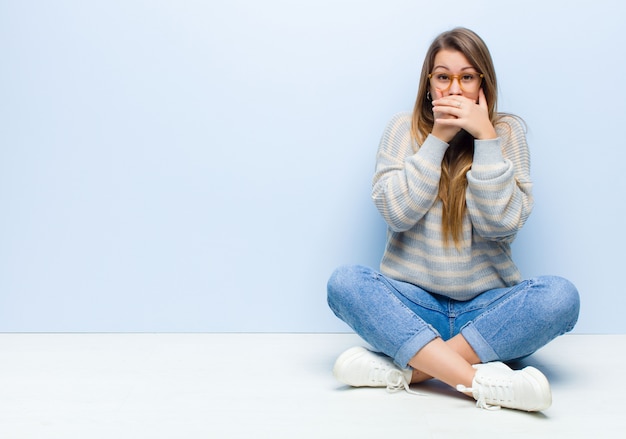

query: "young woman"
xmin=327 ymin=27 xmax=580 ymax=412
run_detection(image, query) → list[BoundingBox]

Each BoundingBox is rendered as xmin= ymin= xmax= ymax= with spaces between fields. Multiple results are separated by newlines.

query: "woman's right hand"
xmin=431 ymin=88 xmax=462 ymax=143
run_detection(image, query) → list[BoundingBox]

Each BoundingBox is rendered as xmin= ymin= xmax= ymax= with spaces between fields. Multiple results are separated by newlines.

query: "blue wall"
xmin=1 ymin=0 xmax=624 ymax=332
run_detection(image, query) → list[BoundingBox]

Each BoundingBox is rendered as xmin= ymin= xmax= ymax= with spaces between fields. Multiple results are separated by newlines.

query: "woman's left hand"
xmin=431 ymin=89 xmax=497 ymax=140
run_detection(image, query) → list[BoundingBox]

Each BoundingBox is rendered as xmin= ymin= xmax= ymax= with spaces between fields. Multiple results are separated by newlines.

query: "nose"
xmin=448 ymin=77 xmax=463 ymax=95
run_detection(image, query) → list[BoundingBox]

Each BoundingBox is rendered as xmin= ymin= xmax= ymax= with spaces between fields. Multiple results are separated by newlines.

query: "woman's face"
xmin=429 ymin=49 xmax=481 ymax=102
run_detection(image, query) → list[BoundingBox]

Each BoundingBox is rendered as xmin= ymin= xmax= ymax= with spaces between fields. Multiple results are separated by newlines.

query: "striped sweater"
xmin=372 ymin=112 xmax=533 ymax=301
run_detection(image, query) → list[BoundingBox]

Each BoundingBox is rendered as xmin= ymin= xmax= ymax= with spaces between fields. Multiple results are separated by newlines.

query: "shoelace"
xmin=386 ymin=370 xmax=424 ymax=396
xmin=456 ymin=384 xmax=502 ymax=410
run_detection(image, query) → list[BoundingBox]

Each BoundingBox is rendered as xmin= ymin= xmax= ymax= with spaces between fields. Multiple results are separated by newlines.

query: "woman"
xmin=327 ymin=27 xmax=580 ymax=412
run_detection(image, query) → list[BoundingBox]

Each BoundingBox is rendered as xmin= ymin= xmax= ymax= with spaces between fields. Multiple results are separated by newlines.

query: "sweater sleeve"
xmin=371 ymin=113 xmax=449 ymax=232
xmin=465 ymin=115 xmax=534 ymax=242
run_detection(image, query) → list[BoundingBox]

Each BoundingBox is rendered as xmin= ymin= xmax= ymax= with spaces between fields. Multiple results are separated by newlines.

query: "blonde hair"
xmin=411 ymin=28 xmax=499 ymax=248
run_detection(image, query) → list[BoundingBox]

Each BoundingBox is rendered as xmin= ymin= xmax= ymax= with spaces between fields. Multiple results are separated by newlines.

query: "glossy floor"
xmin=0 ymin=333 xmax=622 ymax=438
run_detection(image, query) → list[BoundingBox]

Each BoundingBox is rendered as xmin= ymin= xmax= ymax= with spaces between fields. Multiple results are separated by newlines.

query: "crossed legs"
xmin=409 ymin=334 xmax=479 ymax=387
xmin=327 ymin=265 xmax=580 ymax=390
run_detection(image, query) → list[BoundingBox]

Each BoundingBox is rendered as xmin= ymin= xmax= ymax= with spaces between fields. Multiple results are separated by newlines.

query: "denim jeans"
xmin=327 ymin=265 xmax=580 ymax=368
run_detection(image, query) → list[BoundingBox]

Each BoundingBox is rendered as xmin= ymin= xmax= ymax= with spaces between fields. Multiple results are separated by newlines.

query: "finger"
xmin=433 ymin=104 xmax=461 ymax=117
xmin=432 ymin=106 xmax=458 ymax=119
xmin=478 ymin=88 xmax=488 ymax=109
xmin=433 ymin=96 xmax=465 ymax=110
xmin=434 ymin=116 xmax=462 ymax=127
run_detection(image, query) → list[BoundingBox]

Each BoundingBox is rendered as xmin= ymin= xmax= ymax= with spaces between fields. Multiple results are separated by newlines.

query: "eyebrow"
xmin=432 ymin=65 xmax=476 ymax=71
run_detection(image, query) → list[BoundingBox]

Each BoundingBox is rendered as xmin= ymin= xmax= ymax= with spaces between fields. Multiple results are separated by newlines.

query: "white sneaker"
xmin=333 ymin=346 xmax=417 ymax=394
xmin=457 ymin=362 xmax=552 ymax=412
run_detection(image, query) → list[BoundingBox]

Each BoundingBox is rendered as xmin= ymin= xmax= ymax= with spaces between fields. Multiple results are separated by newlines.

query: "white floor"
xmin=0 ymin=333 xmax=622 ymax=438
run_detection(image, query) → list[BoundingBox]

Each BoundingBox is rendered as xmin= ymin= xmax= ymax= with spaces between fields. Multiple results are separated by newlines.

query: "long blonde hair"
xmin=411 ymin=28 xmax=499 ymax=248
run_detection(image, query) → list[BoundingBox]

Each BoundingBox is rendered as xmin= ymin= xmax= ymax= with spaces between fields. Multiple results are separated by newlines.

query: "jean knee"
xmin=537 ymin=275 xmax=581 ymax=333
xmin=327 ymin=264 xmax=367 ymax=314
xmin=557 ymin=277 xmax=580 ymax=332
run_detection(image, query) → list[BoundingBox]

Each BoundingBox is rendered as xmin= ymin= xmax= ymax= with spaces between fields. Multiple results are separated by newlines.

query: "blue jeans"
xmin=327 ymin=265 xmax=580 ymax=368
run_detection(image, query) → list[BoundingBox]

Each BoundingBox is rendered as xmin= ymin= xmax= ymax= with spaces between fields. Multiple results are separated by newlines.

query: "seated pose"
xmin=327 ymin=27 xmax=580 ymax=412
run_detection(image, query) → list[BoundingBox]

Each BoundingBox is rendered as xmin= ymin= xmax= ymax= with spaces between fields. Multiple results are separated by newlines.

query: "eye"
xmin=461 ymin=74 xmax=476 ymax=82
xmin=435 ymin=74 xmax=450 ymax=81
